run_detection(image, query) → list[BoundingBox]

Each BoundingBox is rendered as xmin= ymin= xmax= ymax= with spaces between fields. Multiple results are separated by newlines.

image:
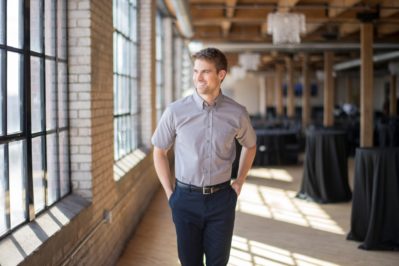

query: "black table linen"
xmin=297 ymin=129 xmax=352 ymax=203
xmin=347 ymin=147 xmax=399 ymax=250
xmin=253 ymin=129 xmax=299 ymax=166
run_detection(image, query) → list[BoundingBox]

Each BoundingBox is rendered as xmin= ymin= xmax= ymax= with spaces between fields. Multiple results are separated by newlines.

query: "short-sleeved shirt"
xmin=151 ymin=90 xmax=256 ymax=187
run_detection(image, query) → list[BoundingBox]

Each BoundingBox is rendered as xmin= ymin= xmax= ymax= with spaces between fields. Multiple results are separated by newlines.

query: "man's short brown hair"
xmin=192 ymin=47 xmax=228 ymax=72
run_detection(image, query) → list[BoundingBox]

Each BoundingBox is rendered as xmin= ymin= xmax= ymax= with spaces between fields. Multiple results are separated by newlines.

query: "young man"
xmin=152 ymin=47 xmax=256 ymax=266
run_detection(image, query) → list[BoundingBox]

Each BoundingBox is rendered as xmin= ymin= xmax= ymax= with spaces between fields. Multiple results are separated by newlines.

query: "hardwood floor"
xmin=117 ymin=158 xmax=399 ymax=266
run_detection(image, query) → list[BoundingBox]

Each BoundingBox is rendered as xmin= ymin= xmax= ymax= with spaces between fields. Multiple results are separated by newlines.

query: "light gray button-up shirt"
xmin=152 ymin=90 xmax=256 ymax=187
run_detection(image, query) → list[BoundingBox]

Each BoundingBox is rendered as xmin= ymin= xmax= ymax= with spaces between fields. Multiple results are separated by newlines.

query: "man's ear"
xmin=218 ymin=70 xmax=227 ymax=81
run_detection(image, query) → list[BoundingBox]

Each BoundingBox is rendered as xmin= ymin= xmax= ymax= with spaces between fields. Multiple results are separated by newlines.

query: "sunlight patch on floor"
xmin=248 ymin=168 xmax=293 ymax=182
xmin=236 ymin=183 xmax=345 ymax=235
xmin=229 ymin=235 xmax=341 ymax=266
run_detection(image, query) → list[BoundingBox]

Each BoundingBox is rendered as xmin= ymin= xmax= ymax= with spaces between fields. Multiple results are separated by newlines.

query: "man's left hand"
xmin=231 ymin=180 xmax=243 ymax=196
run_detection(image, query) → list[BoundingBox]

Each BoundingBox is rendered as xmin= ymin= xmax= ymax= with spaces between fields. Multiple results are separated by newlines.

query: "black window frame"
xmin=113 ymin=0 xmax=141 ymax=162
xmin=0 ymin=0 xmax=71 ymax=240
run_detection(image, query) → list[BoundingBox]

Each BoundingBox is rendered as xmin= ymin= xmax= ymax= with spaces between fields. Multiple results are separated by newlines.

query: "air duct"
xmin=201 ymin=42 xmax=399 ymax=52
xmin=171 ymin=0 xmax=194 ymax=38
xmin=334 ymin=51 xmax=399 ymax=71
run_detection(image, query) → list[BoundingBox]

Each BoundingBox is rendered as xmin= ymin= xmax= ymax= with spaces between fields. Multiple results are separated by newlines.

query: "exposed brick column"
xmin=68 ymin=0 xmax=93 ymax=199
xmin=140 ymin=0 xmax=156 ymax=147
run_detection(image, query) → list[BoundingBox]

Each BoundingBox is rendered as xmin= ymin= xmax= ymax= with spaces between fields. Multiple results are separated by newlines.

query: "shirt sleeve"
xmin=236 ymin=109 xmax=257 ymax=148
xmin=151 ymin=107 xmax=176 ymax=150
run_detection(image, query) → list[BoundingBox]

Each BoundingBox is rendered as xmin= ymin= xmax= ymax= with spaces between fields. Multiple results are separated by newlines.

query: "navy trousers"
xmin=169 ymin=184 xmax=238 ymax=266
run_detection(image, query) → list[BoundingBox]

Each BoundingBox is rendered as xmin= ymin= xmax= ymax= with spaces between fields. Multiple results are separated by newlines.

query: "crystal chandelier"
xmin=238 ymin=52 xmax=260 ymax=71
xmin=267 ymin=12 xmax=306 ymax=44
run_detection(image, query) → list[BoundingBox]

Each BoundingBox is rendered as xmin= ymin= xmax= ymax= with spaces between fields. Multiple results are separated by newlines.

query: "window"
xmin=181 ymin=46 xmax=193 ymax=97
xmin=113 ymin=0 xmax=140 ymax=161
xmin=155 ymin=12 xmax=165 ymax=121
xmin=0 ymin=0 xmax=70 ymax=238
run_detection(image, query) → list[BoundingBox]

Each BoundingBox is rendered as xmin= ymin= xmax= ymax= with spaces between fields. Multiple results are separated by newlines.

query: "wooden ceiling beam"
xmin=221 ymin=0 xmax=238 ymax=38
xmin=328 ymin=0 xmax=362 ymax=18
xmin=278 ymin=0 xmax=300 ymax=13
xmin=378 ymin=24 xmax=399 ymax=36
xmin=380 ymin=0 xmax=399 ymax=17
xmin=305 ymin=0 xmax=361 ymax=35
xmin=339 ymin=23 xmax=360 ymax=37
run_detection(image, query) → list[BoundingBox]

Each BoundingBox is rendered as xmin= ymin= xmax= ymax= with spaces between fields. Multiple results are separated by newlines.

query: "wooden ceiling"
xmin=164 ymin=0 xmax=399 ymax=71
xmin=189 ymin=0 xmax=399 ymax=43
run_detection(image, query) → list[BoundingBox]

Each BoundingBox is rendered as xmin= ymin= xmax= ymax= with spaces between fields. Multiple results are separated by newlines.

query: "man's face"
xmin=193 ymin=59 xmax=226 ymax=95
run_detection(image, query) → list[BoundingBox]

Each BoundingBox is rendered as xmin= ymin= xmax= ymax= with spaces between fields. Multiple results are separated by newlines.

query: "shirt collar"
xmin=193 ymin=89 xmax=224 ymax=110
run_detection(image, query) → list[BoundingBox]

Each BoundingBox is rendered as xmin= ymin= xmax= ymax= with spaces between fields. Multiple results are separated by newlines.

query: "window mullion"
xmin=41 ymin=0 xmax=48 ymax=208
xmin=23 ymin=0 xmax=35 ymax=222
xmin=54 ymin=0 xmax=60 ymax=201
xmin=3 ymin=0 xmax=10 ymax=232
xmin=4 ymin=144 xmax=10 ymax=231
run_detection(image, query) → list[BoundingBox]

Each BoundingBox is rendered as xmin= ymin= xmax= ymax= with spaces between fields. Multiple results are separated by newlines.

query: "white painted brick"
xmin=70 ymin=83 xmax=91 ymax=91
xmin=69 ymin=47 xmax=91 ymax=57
xmin=72 ymin=181 xmax=79 ymax=189
xmin=79 ymin=163 xmax=91 ymax=171
xmin=78 ymin=56 xmax=91 ymax=64
xmin=71 ymin=137 xmax=92 ymax=146
xmin=79 ymin=110 xmax=91 ymax=118
xmin=77 ymin=181 xmax=92 ymax=189
xmin=70 ymin=101 xmax=90 ymax=110
xmin=69 ymin=110 xmax=78 ymax=119
xmin=78 ymin=92 xmax=90 ymax=100
xmin=78 ymin=1 xmax=90 ymax=10
xmin=67 ymin=1 xmax=77 ymax=10
xmin=72 ymin=153 xmax=91 ymax=163
xmin=69 ymin=74 xmax=78 ymax=83
xmin=69 ymin=28 xmax=91 ymax=38
xmin=69 ymin=10 xmax=91 ymax=19
xmin=78 ymin=74 xmax=91 ymax=83
xmin=70 ymin=65 xmax=91 ymax=74
xmin=77 ymin=19 xmax=90 ymax=27
xmin=74 ymin=119 xmax=91 ymax=127
xmin=78 ymin=128 xmax=91 ymax=136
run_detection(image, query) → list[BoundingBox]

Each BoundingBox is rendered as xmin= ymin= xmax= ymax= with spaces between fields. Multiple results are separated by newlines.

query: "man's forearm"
xmin=236 ymin=145 xmax=257 ymax=184
xmin=153 ymin=147 xmax=174 ymax=198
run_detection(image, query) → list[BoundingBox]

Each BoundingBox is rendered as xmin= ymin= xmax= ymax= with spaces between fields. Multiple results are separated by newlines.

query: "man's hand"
xmin=231 ymin=180 xmax=244 ymax=196
xmin=166 ymin=189 xmax=173 ymax=200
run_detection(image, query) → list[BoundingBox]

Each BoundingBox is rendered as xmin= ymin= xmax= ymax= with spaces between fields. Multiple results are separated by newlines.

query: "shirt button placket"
xmin=206 ymin=109 xmax=211 ymax=182
xmin=207 ymin=109 xmax=213 ymax=183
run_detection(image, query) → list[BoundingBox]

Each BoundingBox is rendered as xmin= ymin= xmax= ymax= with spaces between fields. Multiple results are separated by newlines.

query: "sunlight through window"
xmin=236 ymin=183 xmax=345 ymax=235
xmin=229 ymin=236 xmax=340 ymax=266
xmin=248 ymin=168 xmax=293 ymax=182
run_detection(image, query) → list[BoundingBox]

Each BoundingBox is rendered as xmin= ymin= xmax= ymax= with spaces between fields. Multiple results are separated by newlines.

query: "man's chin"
xmin=196 ymin=86 xmax=208 ymax=92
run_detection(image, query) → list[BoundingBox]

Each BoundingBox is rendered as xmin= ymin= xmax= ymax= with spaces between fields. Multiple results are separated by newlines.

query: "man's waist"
xmin=176 ymin=179 xmax=231 ymax=195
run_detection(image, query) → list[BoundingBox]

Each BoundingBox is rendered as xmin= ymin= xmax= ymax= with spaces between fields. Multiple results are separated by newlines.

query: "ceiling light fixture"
xmin=267 ymin=12 xmax=306 ymax=44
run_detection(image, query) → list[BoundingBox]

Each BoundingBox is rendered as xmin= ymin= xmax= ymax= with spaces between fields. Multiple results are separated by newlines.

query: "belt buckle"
xmin=203 ymin=187 xmax=212 ymax=195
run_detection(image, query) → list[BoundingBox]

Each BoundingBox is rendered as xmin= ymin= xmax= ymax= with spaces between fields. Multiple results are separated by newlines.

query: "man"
xmin=152 ymin=47 xmax=256 ymax=266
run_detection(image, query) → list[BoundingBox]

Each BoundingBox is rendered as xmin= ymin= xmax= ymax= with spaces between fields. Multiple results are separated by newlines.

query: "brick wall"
xmin=17 ymin=1 xmax=160 ymax=265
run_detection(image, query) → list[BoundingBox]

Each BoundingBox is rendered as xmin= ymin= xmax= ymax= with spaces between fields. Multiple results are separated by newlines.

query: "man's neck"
xmin=197 ymin=89 xmax=221 ymax=106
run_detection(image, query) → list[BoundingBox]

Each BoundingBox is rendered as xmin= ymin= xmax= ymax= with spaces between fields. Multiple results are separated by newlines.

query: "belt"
xmin=176 ymin=180 xmax=231 ymax=195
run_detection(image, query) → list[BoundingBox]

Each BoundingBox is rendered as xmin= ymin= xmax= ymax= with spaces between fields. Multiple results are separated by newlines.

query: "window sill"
xmin=113 ymin=147 xmax=151 ymax=181
xmin=0 ymin=194 xmax=90 ymax=266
